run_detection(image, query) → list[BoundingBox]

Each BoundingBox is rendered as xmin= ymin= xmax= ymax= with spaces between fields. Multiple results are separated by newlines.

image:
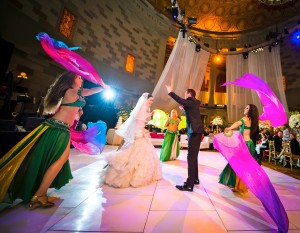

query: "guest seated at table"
xmin=255 ymin=131 xmax=272 ymax=164
xmin=274 ymin=131 xmax=283 ymax=155
xmin=275 ymin=133 xmax=300 ymax=163
xmin=203 ymin=127 xmax=210 ymax=136
xmin=282 ymin=124 xmax=291 ymax=142
xmin=208 ymin=131 xmax=215 ymax=150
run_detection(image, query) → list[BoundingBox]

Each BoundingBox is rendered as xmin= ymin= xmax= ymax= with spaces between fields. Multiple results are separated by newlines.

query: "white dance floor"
xmin=1 ymin=146 xmax=300 ymax=233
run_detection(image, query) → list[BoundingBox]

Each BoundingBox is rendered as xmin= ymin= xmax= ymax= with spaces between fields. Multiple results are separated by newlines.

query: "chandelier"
xmin=259 ymin=0 xmax=293 ymax=5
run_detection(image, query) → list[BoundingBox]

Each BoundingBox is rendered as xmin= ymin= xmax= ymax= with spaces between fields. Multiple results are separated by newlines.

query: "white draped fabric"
xmin=226 ymin=45 xmax=288 ymax=123
xmin=152 ymin=32 xmax=210 ymax=114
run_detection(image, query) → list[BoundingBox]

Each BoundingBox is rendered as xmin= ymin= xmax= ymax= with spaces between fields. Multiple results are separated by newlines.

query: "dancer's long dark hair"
xmin=247 ymin=104 xmax=259 ymax=144
xmin=44 ymin=71 xmax=77 ymax=113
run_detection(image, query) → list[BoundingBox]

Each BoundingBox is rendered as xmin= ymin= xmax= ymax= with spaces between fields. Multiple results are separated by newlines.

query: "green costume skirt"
xmin=160 ymin=130 xmax=180 ymax=161
xmin=219 ymin=140 xmax=256 ymax=187
xmin=0 ymin=118 xmax=72 ymax=203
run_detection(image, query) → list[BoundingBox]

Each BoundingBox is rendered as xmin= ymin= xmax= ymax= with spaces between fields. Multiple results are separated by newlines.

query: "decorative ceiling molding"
xmin=146 ymin=0 xmax=300 ymax=51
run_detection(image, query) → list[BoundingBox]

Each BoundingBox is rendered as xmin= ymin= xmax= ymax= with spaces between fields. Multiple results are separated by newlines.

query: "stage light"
xmin=215 ymin=55 xmax=222 ymax=63
xmin=292 ymin=30 xmax=300 ymax=44
xmin=195 ymin=44 xmax=201 ymax=52
xmin=242 ymin=52 xmax=248 ymax=59
xmin=172 ymin=6 xmax=178 ymax=20
xmin=103 ymin=88 xmax=115 ymax=101
xmin=180 ymin=9 xmax=185 ymax=17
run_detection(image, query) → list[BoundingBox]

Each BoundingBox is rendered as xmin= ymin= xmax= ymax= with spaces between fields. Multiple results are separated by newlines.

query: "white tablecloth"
xmin=106 ymin=128 xmax=123 ymax=145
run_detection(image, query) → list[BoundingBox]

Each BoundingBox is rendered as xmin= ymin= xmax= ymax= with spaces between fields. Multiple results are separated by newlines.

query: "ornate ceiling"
xmin=146 ymin=0 xmax=300 ymax=52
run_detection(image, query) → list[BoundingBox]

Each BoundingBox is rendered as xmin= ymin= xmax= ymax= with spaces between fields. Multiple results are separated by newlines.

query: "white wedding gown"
xmin=102 ymin=94 xmax=162 ymax=188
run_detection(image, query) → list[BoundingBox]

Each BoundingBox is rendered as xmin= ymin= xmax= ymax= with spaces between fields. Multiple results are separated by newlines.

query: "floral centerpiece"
xmin=212 ymin=116 xmax=223 ymax=126
xmin=289 ymin=112 xmax=300 ymax=129
xmin=259 ymin=121 xmax=271 ymax=130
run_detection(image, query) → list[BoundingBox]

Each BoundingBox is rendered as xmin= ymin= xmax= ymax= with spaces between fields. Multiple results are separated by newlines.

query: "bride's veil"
xmin=116 ymin=93 xmax=149 ymax=143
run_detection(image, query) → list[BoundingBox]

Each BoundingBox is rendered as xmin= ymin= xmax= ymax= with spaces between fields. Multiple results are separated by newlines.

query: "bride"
xmin=102 ymin=93 xmax=162 ymax=188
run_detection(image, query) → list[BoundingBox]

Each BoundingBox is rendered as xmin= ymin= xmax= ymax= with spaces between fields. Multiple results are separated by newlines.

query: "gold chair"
xmin=282 ymin=141 xmax=300 ymax=171
xmin=268 ymin=140 xmax=277 ymax=164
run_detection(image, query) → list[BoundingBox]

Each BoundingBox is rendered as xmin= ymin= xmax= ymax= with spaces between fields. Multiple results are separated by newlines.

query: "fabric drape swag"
xmin=152 ymin=32 xmax=210 ymax=113
xmin=226 ymin=45 xmax=288 ymax=123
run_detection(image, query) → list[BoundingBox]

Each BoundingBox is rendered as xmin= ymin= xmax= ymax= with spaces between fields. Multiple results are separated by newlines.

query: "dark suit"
xmin=290 ymin=138 xmax=300 ymax=155
xmin=168 ymin=92 xmax=203 ymax=187
xmin=273 ymin=135 xmax=283 ymax=153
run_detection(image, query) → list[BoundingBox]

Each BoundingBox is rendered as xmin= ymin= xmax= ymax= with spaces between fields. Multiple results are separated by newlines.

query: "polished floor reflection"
xmin=1 ymin=146 xmax=300 ymax=233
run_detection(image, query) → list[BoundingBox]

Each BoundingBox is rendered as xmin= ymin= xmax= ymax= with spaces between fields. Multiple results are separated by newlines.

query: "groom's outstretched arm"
xmin=168 ymin=92 xmax=193 ymax=107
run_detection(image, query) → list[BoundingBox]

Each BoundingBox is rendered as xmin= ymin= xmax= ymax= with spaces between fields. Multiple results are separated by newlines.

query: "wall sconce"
xmin=17 ymin=72 xmax=28 ymax=79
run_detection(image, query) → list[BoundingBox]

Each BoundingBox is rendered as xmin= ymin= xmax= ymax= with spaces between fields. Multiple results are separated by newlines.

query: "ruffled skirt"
xmin=102 ymin=136 xmax=162 ymax=188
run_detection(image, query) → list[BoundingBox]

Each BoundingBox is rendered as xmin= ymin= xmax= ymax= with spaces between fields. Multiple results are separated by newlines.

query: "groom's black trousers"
xmin=186 ymin=133 xmax=202 ymax=187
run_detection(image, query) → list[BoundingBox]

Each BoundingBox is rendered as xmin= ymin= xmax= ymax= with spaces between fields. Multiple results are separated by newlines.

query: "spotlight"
xmin=292 ymin=30 xmax=300 ymax=44
xmin=215 ymin=55 xmax=222 ymax=63
xmin=268 ymin=45 xmax=272 ymax=52
xmin=180 ymin=9 xmax=185 ymax=17
xmin=103 ymin=88 xmax=115 ymax=101
xmin=172 ymin=6 xmax=178 ymax=20
xmin=242 ymin=52 xmax=248 ymax=59
xmin=195 ymin=44 xmax=201 ymax=52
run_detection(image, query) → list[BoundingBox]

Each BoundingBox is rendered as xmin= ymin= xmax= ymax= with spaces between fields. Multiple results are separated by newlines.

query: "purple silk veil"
xmin=214 ymin=132 xmax=288 ymax=233
xmin=36 ymin=32 xmax=105 ymax=86
xmin=222 ymin=73 xmax=287 ymax=127
xmin=70 ymin=121 xmax=107 ymax=155
xmin=214 ymin=74 xmax=289 ymax=233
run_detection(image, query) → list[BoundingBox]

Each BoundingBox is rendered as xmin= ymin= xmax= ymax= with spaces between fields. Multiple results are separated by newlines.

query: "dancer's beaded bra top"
xmin=61 ymin=89 xmax=86 ymax=108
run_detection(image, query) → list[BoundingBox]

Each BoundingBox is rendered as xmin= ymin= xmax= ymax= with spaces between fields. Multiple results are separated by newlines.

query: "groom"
xmin=166 ymin=86 xmax=203 ymax=192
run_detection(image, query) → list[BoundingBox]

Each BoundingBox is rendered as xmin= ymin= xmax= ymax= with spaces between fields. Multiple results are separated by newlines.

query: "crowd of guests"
xmin=255 ymin=124 xmax=300 ymax=166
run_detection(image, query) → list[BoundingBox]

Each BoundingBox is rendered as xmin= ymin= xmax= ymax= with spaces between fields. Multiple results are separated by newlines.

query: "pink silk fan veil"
xmin=214 ymin=73 xmax=289 ymax=233
xmin=36 ymin=32 xmax=105 ymax=86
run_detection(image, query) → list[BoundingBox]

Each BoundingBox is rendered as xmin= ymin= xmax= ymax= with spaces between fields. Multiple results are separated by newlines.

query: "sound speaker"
xmin=0 ymin=38 xmax=14 ymax=82
xmin=24 ymin=117 xmax=45 ymax=131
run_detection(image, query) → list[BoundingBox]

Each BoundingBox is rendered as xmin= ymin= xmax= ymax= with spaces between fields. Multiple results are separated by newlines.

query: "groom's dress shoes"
xmin=176 ymin=184 xmax=193 ymax=192
xmin=184 ymin=179 xmax=199 ymax=186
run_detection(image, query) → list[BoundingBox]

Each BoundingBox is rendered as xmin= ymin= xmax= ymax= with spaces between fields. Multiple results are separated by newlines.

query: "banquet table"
xmin=106 ymin=128 xmax=123 ymax=145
